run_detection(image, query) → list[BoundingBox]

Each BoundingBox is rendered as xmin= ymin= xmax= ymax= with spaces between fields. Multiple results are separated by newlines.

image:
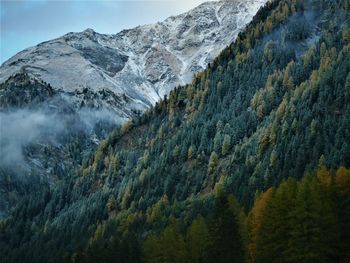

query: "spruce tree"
xmin=186 ymin=215 xmax=209 ymax=263
xmin=205 ymin=192 xmax=245 ymax=263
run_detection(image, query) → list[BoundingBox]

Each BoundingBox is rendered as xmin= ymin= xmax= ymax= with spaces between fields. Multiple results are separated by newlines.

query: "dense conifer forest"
xmin=1 ymin=0 xmax=350 ymax=262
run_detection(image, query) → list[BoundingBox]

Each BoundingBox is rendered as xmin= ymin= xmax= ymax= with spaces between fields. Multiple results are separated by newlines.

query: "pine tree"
xmin=205 ymin=193 xmax=245 ymax=263
xmin=186 ymin=216 xmax=209 ymax=263
xmin=222 ymin=135 xmax=231 ymax=156
xmin=247 ymin=188 xmax=274 ymax=263
xmin=144 ymin=219 xmax=189 ymax=263
xmin=208 ymin=152 xmax=219 ymax=174
xmin=334 ymin=167 xmax=350 ymax=261
xmin=255 ymin=178 xmax=297 ymax=262
xmin=106 ymin=195 xmax=116 ymax=213
xmin=143 ymin=235 xmax=162 ymax=263
xmin=188 ymin=145 xmax=195 ymax=160
xmin=287 ymin=175 xmax=338 ymax=262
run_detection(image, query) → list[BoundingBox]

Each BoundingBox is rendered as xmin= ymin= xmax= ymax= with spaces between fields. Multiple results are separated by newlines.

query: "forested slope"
xmin=1 ymin=0 xmax=349 ymax=262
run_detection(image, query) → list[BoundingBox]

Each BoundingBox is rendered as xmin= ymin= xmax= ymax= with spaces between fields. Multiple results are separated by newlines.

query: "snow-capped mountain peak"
xmin=0 ymin=0 xmax=268 ymax=119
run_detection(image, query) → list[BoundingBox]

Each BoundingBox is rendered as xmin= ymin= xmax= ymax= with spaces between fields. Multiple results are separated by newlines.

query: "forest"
xmin=65 ymin=166 xmax=350 ymax=263
xmin=0 ymin=0 xmax=350 ymax=262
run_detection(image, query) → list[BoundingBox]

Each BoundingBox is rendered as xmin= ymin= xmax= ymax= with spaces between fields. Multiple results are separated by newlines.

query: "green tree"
xmin=287 ymin=175 xmax=338 ymax=262
xmin=247 ymin=188 xmax=274 ymax=263
xmin=106 ymin=195 xmax=117 ymax=213
xmin=208 ymin=152 xmax=219 ymax=174
xmin=334 ymin=167 xmax=350 ymax=261
xmin=221 ymin=135 xmax=231 ymax=156
xmin=255 ymin=178 xmax=297 ymax=262
xmin=186 ymin=216 xmax=209 ymax=263
xmin=205 ymin=193 xmax=245 ymax=263
xmin=188 ymin=145 xmax=195 ymax=160
xmin=144 ymin=219 xmax=189 ymax=263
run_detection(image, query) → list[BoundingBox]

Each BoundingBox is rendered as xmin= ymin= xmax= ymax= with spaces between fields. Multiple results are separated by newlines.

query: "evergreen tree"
xmin=247 ymin=188 xmax=274 ymax=263
xmin=287 ymin=175 xmax=338 ymax=262
xmin=144 ymin=219 xmax=189 ymax=263
xmin=186 ymin=216 xmax=209 ymax=263
xmin=205 ymin=193 xmax=245 ymax=263
xmin=221 ymin=135 xmax=231 ymax=156
xmin=334 ymin=167 xmax=350 ymax=261
xmin=255 ymin=178 xmax=297 ymax=262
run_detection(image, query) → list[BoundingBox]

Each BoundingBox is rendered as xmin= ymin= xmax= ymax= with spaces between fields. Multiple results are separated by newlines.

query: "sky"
xmin=0 ymin=0 xmax=210 ymax=64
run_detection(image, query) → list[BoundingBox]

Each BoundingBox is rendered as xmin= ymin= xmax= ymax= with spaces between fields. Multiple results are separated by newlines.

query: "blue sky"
xmin=0 ymin=0 xmax=209 ymax=64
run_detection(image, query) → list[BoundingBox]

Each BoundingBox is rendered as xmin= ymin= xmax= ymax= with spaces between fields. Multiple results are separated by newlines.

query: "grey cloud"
xmin=0 ymin=107 xmax=121 ymax=170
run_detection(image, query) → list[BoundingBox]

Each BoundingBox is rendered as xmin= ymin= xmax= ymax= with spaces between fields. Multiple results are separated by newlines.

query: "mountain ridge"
xmin=0 ymin=0 xmax=269 ymax=119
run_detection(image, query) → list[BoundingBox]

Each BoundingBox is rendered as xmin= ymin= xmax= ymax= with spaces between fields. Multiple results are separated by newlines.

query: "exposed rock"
xmin=0 ymin=0 xmax=269 ymax=117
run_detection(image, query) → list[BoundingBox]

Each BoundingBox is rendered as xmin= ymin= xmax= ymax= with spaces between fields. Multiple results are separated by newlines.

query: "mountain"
xmin=1 ymin=0 xmax=349 ymax=262
xmin=0 ymin=0 xmax=268 ymax=119
xmin=0 ymin=0 xmax=269 ymax=217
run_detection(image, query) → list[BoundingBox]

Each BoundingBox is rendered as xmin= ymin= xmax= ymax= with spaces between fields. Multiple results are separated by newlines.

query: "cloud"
xmin=0 ymin=109 xmax=62 ymax=168
xmin=0 ymin=106 xmax=121 ymax=170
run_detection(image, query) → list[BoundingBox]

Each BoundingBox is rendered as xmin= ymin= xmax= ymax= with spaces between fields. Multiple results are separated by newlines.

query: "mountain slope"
xmin=0 ymin=0 xmax=268 ymax=117
xmin=0 ymin=0 xmax=269 ymax=217
xmin=1 ymin=0 xmax=349 ymax=262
